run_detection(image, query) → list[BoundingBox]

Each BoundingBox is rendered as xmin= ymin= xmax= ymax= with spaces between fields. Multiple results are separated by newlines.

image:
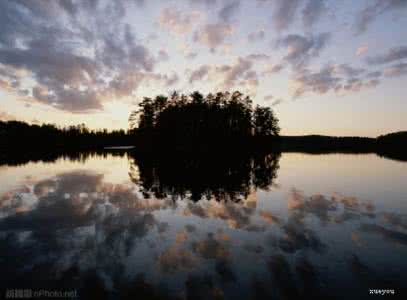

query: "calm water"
xmin=0 ymin=151 xmax=406 ymax=299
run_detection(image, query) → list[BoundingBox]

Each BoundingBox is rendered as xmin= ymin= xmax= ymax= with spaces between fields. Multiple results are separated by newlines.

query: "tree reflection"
xmin=128 ymin=150 xmax=281 ymax=202
xmin=0 ymin=148 xmax=130 ymax=167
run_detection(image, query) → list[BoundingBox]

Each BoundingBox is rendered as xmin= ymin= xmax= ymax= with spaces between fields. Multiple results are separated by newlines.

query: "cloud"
xmin=158 ymin=245 xmax=196 ymax=273
xmin=264 ymin=95 xmax=274 ymax=101
xmin=0 ymin=79 xmax=12 ymax=92
xmin=163 ymin=73 xmax=180 ymax=86
xmin=177 ymin=41 xmax=199 ymax=59
xmin=246 ymin=54 xmax=270 ymax=61
xmin=360 ymin=223 xmax=407 ymax=246
xmin=0 ymin=171 xmax=106 ymax=229
xmin=0 ymin=43 xmax=105 ymax=111
xmin=190 ymin=0 xmax=217 ymax=6
xmin=158 ymin=49 xmax=169 ymax=62
xmin=291 ymin=62 xmax=380 ymax=97
xmin=333 ymin=64 xmax=365 ymax=77
xmin=0 ymin=64 xmax=29 ymax=94
xmin=0 ymin=169 xmax=179 ymax=233
xmin=247 ymin=29 xmax=265 ymax=42
xmin=134 ymin=0 xmax=146 ymax=7
xmin=343 ymin=78 xmax=380 ymax=92
xmin=108 ymin=71 xmax=148 ymax=98
xmin=356 ymin=45 xmax=369 ymax=56
xmin=354 ymin=0 xmax=407 ymax=34
xmin=363 ymin=45 xmax=407 ymax=77
xmin=0 ymin=111 xmax=16 ymax=121
xmin=271 ymin=0 xmax=302 ymax=31
xmin=279 ymin=217 xmax=325 ymax=253
xmin=260 ymin=211 xmax=281 ymax=225
xmin=286 ymin=189 xmax=377 ymax=226
xmin=381 ymin=212 xmax=407 ymax=231
xmin=262 ymin=63 xmax=285 ymax=75
xmin=366 ymin=45 xmax=407 ymax=64
xmin=271 ymin=99 xmax=284 ymax=106
xmin=183 ymin=198 xmax=256 ymax=230
xmin=193 ymin=22 xmax=233 ymax=51
xmin=289 ymin=192 xmax=338 ymax=223
xmin=188 ymin=57 xmax=260 ymax=93
xmin=292 ymin=65 xmax=342 ymax=97
xmin=1 ymin=0 xmax=402 ymax=118
xmin=33 ymin=85 xmax=103 ymax=112
xmin=0 ymin=169 xmax=184 ymax=288
xmin=213 ymin=57 xmax=256 ymax=89
xmin=366 ymin=71 xmax=382 ymax=78
xmin=0 ymin=0 xmax=156 ymax=113
xmin=192 ymin=233 xmax=229 ymax=259
xmin=189 ymin=65 xmax=211 ymax=83
xmin=302 ymin=0 xmax=326 ymax=28
xmin=383 ymin=62 xmax=407 ymax=77
xmin=186 ymin=52 xmax=198 ymax=59
xmin=143 ymin=72 xmax=179 ymax=87
xmin=276 ymin=33 xmax=331 ymax=68
xmin=218 ymin=1 xmax=240 ymax=22
xmin=158 ymin=7 xmax=202 ymax=35
xmin=264 ymin=95 xmax=284 ymax=107
xmin=114 ymin=71 xmax=179 ymax=94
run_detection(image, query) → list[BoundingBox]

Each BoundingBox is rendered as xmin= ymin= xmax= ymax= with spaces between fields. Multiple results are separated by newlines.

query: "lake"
xmin=0 ymin=150 xmax=406 ymax=299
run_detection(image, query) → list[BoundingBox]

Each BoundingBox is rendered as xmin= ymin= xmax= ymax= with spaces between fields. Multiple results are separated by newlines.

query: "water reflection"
xmin=0 ymin=151 xmax=406 ymax=299
xmin=0 ymin=148 xmax=129 ymax=167
xmin=129 ymin=151 xmax=281 ymax=202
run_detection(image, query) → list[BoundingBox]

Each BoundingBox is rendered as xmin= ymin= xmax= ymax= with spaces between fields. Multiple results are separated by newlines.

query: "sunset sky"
xmin=0 ymin=0 xmax=406 ymax=136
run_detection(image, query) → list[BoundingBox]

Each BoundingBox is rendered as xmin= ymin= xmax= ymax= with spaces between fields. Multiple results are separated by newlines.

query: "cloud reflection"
xmin=0 ymin=156 xmax=406 ymax=299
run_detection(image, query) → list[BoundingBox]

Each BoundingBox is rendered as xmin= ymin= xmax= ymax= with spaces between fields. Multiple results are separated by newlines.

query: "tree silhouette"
xmin=253 ymin=105 xmax=280 ymax=136
xmin=129 ymin=91 xmax=280 ymax=150
xmin=0 ymin=120 xmax=131 ymax=149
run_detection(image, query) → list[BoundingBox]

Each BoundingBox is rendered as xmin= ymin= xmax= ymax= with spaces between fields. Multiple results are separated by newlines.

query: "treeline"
xmin=129 ymin=91 xmax=280 ymax=150
xmin=278 ymin=132 xmax=407 ymax=161
xmin=376 ymin=131 xmax=407 ymax=161
xmin=0 ymin=120 xmax=133 ymax=149
xmin=278 ymin=135 xmax=375 ymax=153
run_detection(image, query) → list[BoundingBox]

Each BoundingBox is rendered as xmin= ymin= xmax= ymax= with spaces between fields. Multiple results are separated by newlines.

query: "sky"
xmin=0 ymin=0 xmax=406 ymax=136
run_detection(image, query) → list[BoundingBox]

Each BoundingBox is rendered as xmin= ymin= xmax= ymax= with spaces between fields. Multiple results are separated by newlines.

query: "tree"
xmin=128 ymin=91 xmax=281 ymax=147
xmin=129 ymin=97 xmax=155 ymax=134
xmin=253 ymin=106 xmax=280 ymax=136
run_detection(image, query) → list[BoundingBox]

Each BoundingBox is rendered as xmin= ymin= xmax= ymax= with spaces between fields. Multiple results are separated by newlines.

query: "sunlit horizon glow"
xmin=0 ymin=0 xmax=406 ymax=137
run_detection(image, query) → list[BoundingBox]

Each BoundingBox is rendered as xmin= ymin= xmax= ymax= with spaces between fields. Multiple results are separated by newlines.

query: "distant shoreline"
xmin=0 ymin=131 xmax=406 ymax=167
